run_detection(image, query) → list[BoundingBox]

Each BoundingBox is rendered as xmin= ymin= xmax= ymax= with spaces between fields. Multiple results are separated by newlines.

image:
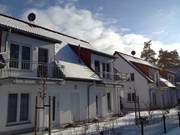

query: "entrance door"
xmin=37 ymin=48 xmax=48 ymax=77
xmin=71 ymin=93 xmax=80 ymax=121
xmin=96 ymin=95 xmax=102 ymax=117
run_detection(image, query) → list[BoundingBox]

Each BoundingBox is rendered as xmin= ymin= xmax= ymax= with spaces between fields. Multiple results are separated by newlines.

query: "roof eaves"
xmin=0 ymin=13 xmax=89 ymax=44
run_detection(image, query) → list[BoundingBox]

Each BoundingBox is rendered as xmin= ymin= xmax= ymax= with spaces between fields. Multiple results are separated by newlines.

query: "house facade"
xmin=0 ymin=14 xmax=124 ymax=134
xmin=114 ymin=51 xmax=177 ymax=111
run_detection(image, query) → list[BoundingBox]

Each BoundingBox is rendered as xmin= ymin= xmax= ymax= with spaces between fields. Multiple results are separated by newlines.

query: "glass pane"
xmin=10 ymin=44 xmax=19 ymax=68
xmin=22 ymin=46 xmax=30 ymax=70
xmin=20 ymin=94 xmax=29 ymax=121
xmin=7 ymin=94 xmax=18 ymax=123
xmin=102 ymin=63 xmax=106 ymax=78
xmin=94 ymin=60 xmax=100 ymax=75
xmin=107 ymin=93 xmax=111 ymax=111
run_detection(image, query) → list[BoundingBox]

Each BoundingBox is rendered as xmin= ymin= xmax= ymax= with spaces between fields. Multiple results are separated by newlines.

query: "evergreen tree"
xmin=141 ymin=40 xmax=157 ymax=64
xmin=157 ymin=49 xmax=180 ymax=68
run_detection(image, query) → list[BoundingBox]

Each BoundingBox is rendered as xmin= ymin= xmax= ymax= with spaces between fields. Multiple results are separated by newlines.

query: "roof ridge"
xmin=115 ymin=51 xmax=145 ymax=61
xmin=0 ymin=13 xmax=89 ymax=44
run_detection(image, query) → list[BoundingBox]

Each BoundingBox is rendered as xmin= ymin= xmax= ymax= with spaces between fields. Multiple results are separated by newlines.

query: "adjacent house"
xmin=114 ymin=51 xmax=177 ymax=111
xmin=159 ymin=69 xmax=177 ymax=107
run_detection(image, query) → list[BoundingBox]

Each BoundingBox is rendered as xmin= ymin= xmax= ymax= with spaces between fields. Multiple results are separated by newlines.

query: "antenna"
xmin=27 ymin=13 xmax=36 ymax=22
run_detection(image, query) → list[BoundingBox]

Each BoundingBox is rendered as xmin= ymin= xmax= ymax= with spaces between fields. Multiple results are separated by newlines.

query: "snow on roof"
xmin=160 ymin=77 xmax=176 ymax=88
xmin=118 ymin=52 xmax=158 ymax=69
xmin=55 ymin=43 xmax=101 ymax=81
xmin=0 ymin=14 xmax=94 ymax=50
xmin=0 ymin=14 xmax=115 ymax=58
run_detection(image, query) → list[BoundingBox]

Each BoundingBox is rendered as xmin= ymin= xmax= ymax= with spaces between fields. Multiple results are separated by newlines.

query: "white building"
xmin=114 ymin=51 xmax=177 ymax=111
xmin=0 ymin=14 xmax=123 ymax=134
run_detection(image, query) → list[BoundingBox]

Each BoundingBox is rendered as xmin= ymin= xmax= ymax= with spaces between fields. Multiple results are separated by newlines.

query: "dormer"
xmin=70 ymin=44 xmax=115 ymax=82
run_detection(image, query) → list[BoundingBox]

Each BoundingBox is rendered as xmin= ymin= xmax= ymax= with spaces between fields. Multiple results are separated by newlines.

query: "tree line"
xmin=140 ymin=41 xmax=180 ymax=68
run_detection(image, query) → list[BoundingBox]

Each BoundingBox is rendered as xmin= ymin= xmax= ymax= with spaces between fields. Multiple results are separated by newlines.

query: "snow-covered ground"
xmin=42 ymin=108 xmax=179 ymax=135
xmin=165 ymin=127 xmax=180 ymax=135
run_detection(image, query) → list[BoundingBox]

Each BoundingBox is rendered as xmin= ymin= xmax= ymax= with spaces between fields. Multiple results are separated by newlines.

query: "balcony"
xmin=95 ymin=71 xmax=129 ymax=82
xmin=0 ymin=59 xmax=64 ymax=79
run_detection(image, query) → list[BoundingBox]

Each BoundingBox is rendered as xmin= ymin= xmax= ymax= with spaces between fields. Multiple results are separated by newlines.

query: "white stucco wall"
xmin=0 ymin=79 xmax=117 ymax=133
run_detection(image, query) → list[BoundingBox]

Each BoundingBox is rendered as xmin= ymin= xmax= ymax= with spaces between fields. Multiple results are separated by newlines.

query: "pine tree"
xmin=140 ymin=40 xmax=157 ymax=64
xmin=157 ymin=49 xmax=180 ymax=68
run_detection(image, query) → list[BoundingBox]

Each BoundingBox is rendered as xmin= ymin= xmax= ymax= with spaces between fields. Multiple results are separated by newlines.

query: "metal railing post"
xmin=140 ymin=118 xmax=144 ymax=135
xmin=35 ymin=96 xmax=38 ymax=135
xmin=163 ymin=115 xmax=166 ymax=133
xmin=178 ymin=112 xmax=180 ymax=127
xmin=49 ymin=96 xmax=51 ymax=135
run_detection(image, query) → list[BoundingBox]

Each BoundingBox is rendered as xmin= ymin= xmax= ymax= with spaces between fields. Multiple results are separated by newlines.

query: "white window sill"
xmin=6 ymin=121 xmax=31 ymax=127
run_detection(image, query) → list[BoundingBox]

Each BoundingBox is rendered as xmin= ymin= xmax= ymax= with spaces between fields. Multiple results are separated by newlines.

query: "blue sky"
xmin=0 ymin=0 xmax=180 ymax=56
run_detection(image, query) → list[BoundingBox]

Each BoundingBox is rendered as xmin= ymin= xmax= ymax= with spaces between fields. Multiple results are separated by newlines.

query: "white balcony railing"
xmin=0 ymin=59 xmax=64 ymax=79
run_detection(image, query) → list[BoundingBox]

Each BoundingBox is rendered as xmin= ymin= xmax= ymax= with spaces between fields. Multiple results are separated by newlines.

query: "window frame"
xmin=94 ymin=60 xmax=100 ymax=76
xmin=7 ymin=93 xmax=18 ymax=123
xmin=21 ymin=46 xmax=31 ymax=70
xmin=130 ymin=73 xmax=135 ymax=81
xmin=127 ymin=93 xmax=136 ymax=102
xmin=9 ymin=43 xmax=32 ymax=70
xmin=7 ymin=93 xmax=30 ymax=126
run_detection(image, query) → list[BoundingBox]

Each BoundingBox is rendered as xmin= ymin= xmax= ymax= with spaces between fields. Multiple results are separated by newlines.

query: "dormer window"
xmin=168 ymin=74 xmax=174 ymax=83
xmin=94 ymin=60 xmax=100 ymax=76
xmin=102 ymin=62 xmax=111 ymax=79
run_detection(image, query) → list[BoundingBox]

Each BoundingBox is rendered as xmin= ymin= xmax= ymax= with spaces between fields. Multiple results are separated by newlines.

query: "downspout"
xmin=5 ymin=28 xmax=11 ymax=53
xmin=87 ymin=81 xmax=96 ymax=122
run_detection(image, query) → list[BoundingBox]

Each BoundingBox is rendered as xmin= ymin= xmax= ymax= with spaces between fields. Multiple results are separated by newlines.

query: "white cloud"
xmin=22 ymin=4 xmax=180 ymax=57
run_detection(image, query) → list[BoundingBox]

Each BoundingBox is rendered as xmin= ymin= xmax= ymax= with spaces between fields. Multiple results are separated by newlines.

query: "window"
xmin=20 ymin=94 xmax=29 ymax=121
xmin=7 ymin=94 xmax=18 ymax=123
xmin=96 ymin=96 xmax=99 ymax=115
xmin=153 ymin=93 xmax=156 ymax=105
xmin=7 ymin=93 xmax=30 ymax=124
xmin=102 ymin=63 xmax=106 ymax=78
xmin=130 ymin=73 xmax=134 ymax=81
xmin=132 ymin=93 xmax=136 ymax=102
xmin=94 ymin=60 xmax=100 ymax=76
xmin=168 ymin=74 xmax=174 ymax=83
xmin=127 ymin=93 xmax=131 ymax=102
xmin=21 ymin=46 xmax=31 ymax=70
xmin=102 ymin=63 xmax=111 ymax=79
xmin=107 ymin=93 xmax=111 ymax=112
xmin=127 ymin=93 xmax=136 ymax=102
xmin=106 ymin=63 xmax=110 ymax=79
xmin=10 ymin=44 xmax=31 ymax=69
xmin=10 ymin=44 xmax=19 ymax=68
xmin=38 ymin=48 xmax=48 ymax=77
xmin=52 ymin=96 xmax=56 ymax=121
